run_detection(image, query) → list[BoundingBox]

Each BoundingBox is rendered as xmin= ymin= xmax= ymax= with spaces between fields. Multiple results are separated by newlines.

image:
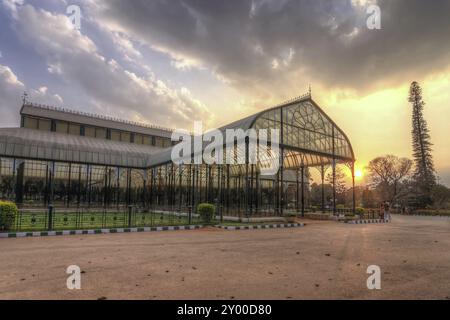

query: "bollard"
xmin=48 ymin=204 xmax=54 ymax=231
xmin=128 ymin=205 xmax=133 ymax=228
xmin=188 ymin=206 xmax=192 ymax=225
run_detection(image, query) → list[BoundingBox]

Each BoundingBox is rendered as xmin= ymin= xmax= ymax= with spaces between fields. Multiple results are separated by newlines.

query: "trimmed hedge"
xmin=412 ymin=210 xmax=450 ymax=217
xmin=197 ymin=203 xmax=215 ymax=224
xmin=0 ymin=201 xmax=18 ymax=231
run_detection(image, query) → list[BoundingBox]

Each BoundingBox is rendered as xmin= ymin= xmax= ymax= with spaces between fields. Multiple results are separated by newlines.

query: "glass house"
xmin=0 ymin=93 xmax=356 ymax=219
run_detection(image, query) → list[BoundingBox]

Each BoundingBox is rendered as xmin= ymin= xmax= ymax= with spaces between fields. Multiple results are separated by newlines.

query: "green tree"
xmin=409 ymin=81 xmax=436 ymax=206
xmin=326 ymin=167 xmax=347 ymax=204
xmin=360 ymin=187 xmax=378 ymax=208
xmin=367 ymin=155 xmax=413 ymax=203
xmin=310 ymin=182 xmax=333 ymax=207
xmin=431 ymin=184 xmax=450 ymax=209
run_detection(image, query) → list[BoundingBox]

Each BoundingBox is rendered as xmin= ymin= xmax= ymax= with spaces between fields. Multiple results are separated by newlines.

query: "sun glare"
xmin=355 ymin=169 xmax=363 ymax=180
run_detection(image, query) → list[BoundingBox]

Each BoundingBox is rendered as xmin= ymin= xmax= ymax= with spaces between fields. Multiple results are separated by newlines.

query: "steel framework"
xmin=147 ymin=95 xmax=356 ymax=218
xmin=0 ymin=95 xmax=356 ymax=218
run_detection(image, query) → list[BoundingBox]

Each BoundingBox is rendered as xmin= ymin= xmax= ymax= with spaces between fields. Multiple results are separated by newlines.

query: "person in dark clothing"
xmin=383 ymin=202 xmax=391 ymax=222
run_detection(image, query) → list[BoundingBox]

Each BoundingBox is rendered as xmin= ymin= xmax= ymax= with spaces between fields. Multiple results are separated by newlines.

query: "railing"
xmin=317 ymin=208 xmax=384 ymax=220
xmin=8 ymin=206 xmax=389 ymax=232
xmin=270 ymin=92 xmax=311 ymax=110
xmin=9 ymin=206 xmax=202 ymax=232
xmin=25 ymin=102 xmax=175 ymax=133
xmin=356 ymin=209 xmax=382 ymax=220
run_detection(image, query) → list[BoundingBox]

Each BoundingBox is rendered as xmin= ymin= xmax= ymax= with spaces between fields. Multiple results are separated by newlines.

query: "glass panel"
xmin=129 ymin=169 xmax=144 ymax=204
xmin=23 ymin=116 xmax=38 ymax=129
xmin=87 ymin=165 xmax=107 ymax=207
xmin=121 ymin=132 xmax=131 ymax=143
xmin=143 ymin=135 xmax=151 ymax=145
xmin=0 ymin=158 xmax=15 ymax=201
xmin=135 ymin=134 xmax=144 ymax=144
xmin=84 ymin=126 xmax=95 ymax=138
xmin=55 ymin=121 xmax=68 ymax=134
xmin=95 ymin=128 xmax=106 ymax=139
xmin=38 ymin=119 xmax=51 ymax=131
xmin=22 ymin=160 xmax=48 ymax=207
xmin=163 ymin=138 xmax=171 ymax=148
xmin=111 ymin=130 xmax=121 ymax=141
xmin=155 ymin=137 xmax=164 ymax=147
xmin=68 ymin=124 xmax=81 ymax=136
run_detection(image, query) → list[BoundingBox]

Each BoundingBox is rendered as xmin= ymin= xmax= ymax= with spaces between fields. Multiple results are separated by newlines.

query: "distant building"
xmin=20 ymin=103 xmax=174 ymax=148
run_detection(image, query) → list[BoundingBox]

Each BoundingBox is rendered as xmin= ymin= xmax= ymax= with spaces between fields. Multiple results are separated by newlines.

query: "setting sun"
xmin=355 ymin=168 xmax=364 ymax=180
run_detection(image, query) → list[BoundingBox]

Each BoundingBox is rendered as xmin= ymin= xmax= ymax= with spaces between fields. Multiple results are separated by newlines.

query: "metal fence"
xmin=319 ymin=208 xmax=384 ymax=220
xmin=11 ymin=207 xmax=202 ymax=232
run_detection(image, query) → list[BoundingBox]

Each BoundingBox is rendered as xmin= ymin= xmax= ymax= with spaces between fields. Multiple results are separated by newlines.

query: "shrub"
xmin=197 ymin=203 xmax=215 ymax=224
xmin=344 ymin=213 xmax=355 ymax=217
xmin=285 ymin=212 xmax=297 ymax=217
xmin=285 ymin=212 xmax=298 ymax=222
xmin=0 ymin=201 xmax=18 ymax=231
xmin=414 ymin=209 xmax=450 ymax=217
xmin=336 ymin=204 xmax=345 ymax=210
xmin=355 ymin=207 xmax=365 ymax=215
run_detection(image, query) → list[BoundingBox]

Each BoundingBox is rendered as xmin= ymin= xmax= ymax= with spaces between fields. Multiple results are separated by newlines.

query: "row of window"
xmin=22 ymin=116 xmax=173 ymax=148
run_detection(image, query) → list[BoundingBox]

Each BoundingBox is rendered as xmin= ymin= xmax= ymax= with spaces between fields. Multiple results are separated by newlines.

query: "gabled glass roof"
xmin=147 ymin=96 xmax=355 ymax=169
xmin=252 ymin=98 xmax=354 ymax=164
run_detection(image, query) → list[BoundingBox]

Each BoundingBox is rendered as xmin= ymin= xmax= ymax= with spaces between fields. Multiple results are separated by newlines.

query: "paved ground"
xmin=0 ymin=215 xmax=449 ymax=300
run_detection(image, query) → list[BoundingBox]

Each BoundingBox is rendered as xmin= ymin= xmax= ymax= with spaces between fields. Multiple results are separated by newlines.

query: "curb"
xmin=0 ymin=225 xmax=203 ymax=238
xmin=398 ymin=214 xmax=450 ymax=218
xmin=346 ymin=219 xmax=390 ymax=224
xmin=214 ymin=222 xmax=305 ymax=231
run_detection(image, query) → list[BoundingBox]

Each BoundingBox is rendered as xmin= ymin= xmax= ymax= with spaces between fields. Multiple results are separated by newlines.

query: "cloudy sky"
xmin=0 ymin=0 xmax=449 ymax=185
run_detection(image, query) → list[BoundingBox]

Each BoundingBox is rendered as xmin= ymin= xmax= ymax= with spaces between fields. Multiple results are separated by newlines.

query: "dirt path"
xmin=0 ymin=215 xmax=449 ymax=299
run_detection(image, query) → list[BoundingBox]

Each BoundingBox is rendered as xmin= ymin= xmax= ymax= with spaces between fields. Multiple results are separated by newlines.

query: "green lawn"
xmin=11 ymin=211 xmax=201 ymax=232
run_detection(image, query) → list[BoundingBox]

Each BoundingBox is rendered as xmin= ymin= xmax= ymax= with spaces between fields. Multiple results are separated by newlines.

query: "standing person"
xmin=384 ymin=202 xmax=391 ymax=222
xmin=379 ymin=203 xmax=384 ymax=220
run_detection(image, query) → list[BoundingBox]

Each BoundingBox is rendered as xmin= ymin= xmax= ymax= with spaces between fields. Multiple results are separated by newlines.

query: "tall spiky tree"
xmin=408 ymin=81 xmax=436 ymax=206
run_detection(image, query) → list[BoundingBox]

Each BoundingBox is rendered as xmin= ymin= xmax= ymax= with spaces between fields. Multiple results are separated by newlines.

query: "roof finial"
xmin=308 ymin=84 xmax=312 ymax=98
xmin=21 ymin=91 xmax=28 ymax=105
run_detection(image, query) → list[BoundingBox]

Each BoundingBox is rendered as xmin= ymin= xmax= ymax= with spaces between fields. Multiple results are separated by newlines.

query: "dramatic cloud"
xmin=84 ymin=0 xmax=450 ymax=97
xmin=0 ymin=64 xmax=24 ymax=126
xmin=0 ymin=64 xmax=67 ymax=126
xmin=6 ymin=3 xmax=211 ymax=128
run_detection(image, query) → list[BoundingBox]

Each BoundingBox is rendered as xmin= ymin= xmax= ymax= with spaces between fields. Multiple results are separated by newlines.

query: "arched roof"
xmin=0 ymin=128 xmax=159 ymax=168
